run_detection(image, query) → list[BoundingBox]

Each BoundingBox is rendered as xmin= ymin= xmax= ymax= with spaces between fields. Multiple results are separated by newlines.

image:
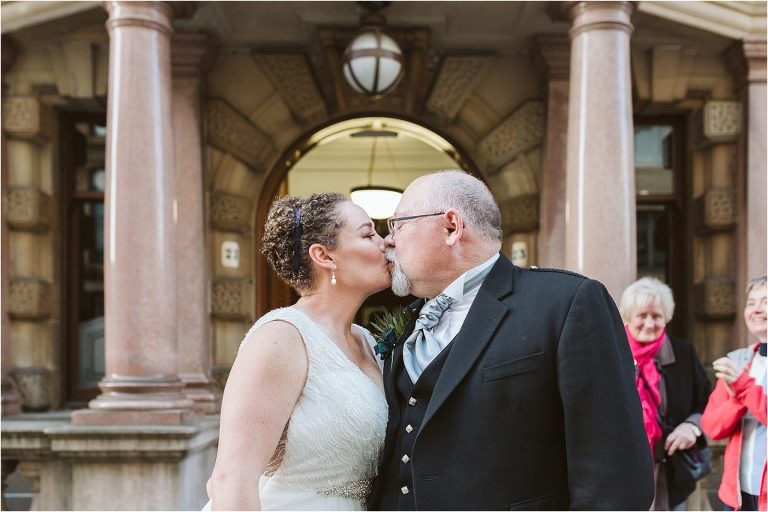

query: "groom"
xmin=368 ymin=170 xmax=654 ymax=510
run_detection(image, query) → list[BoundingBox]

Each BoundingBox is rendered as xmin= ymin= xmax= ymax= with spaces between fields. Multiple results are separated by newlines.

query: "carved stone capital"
xmin=693 ymin=278 xmax=736 ymax=320
xmin=210 ymin=191 xmax=252 ymax=233
xmin=254 ymin=53 xmax=328 ymax=126
xmin=211 ymin=278 xmax=251 ymax=320
xmin=479 ymin=101 xmax=544 ymax=171
xmin=2 ymin=97 xmax=49 ymax=142
xmin=10 ymin=367 xmax=51 ymax=411
xmin=6 ymin=187 xmax=52 ymax=232
xmin=695 ymin=188 xmax=737 ymax=233
xmin=724 ymin=38 xmax=767 ymax=90
xmin=426 ymin=55 xmax=495 ymax=122
xmin=500 ymin=194 xmax=540 ymax=234
xmin=531 ymin=35 xmax=571 ymax=82
xmin=105 ymin=1 xmax=173 ymax=38
xmin=206 ymin=99 xmax=274 ymax=172
xmin=8 ymin=278 xmax=51 ymax=320
xmin=172 ymin=31 xmax=217 ymax=80
xmin=553 ymin=1 xmax=636 ymax=39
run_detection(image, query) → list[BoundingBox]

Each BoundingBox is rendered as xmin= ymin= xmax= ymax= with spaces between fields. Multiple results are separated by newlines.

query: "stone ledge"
xmin=1 ymin=413 xmax=219 ymax=462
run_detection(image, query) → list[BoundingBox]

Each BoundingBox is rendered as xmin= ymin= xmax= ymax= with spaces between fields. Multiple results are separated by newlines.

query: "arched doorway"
xmin=254 ymin=116 xmax=476 ymax=324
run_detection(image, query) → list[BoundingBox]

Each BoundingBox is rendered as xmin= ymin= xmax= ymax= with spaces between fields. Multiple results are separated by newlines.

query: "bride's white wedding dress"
xmin=204 ymin=307 xmax=388 ymax=511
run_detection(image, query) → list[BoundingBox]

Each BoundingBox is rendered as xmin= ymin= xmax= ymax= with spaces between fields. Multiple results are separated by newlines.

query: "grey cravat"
xmin=402 ymin=263 xmax=493 ymax=382
xmin=402 ymin=294 xmax=455 ymax=382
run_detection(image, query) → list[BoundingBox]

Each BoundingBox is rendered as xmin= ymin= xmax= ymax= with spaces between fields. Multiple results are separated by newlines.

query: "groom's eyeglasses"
xmin=387 ymin=212 xmax=445 ymax=238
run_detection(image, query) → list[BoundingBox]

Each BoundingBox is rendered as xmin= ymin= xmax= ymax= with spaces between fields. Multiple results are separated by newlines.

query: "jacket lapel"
xmin=419 ymin=254 xmax=516 ymax=432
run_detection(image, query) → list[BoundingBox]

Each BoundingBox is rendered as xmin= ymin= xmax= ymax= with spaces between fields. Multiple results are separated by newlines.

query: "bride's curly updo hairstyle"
xmin=261 ymin=192 xmax=347 ymax=292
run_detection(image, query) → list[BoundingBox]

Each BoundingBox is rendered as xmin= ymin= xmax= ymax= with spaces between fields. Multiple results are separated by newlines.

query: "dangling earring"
xmin=331 ymin=269 xmax=337 ymax=286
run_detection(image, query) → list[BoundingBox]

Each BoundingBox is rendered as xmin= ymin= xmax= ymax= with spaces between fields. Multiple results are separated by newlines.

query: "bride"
xmin=205 ymin=193 xmax=391 ymax=510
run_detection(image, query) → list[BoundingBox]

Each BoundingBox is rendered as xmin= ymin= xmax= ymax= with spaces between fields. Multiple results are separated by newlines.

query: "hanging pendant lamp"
xmin=342 ymin=2 xmax=404 ymax=97
xmin=350 ymin=135 xmax=402 ymax=219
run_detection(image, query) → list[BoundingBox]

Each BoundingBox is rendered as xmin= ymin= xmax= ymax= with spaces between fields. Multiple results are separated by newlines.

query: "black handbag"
xmin=668 ymin=436 xmax=712 ymax=483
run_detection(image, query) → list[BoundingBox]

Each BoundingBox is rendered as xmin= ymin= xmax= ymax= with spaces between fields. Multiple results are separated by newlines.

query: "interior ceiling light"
xmin=350 ymin=130 xmax=403 ymax=219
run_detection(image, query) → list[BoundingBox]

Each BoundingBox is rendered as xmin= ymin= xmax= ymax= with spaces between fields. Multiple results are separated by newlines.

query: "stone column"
xmin=172 ymin=32 xmax=220 ymax=414
xmin=533 ymin=35 xmax=570 ymax=269
xmin=72 ymin=1 xmax=194 ymax=425
xmin=725 ymin=38 xmax=767 ymax=344
xmin=563 ymin=2 xmax=637 ymax=300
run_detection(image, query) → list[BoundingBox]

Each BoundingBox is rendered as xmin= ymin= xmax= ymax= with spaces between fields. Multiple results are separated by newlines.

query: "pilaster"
xmin=532 ymin=35 xmax=570 ymax=268
xmin=172 ymin=31 xmax=221 ymax=414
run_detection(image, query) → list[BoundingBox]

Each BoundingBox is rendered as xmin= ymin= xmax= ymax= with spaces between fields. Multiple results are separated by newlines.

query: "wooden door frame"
xmin=59 ymin=111 xmax=106 ymax=407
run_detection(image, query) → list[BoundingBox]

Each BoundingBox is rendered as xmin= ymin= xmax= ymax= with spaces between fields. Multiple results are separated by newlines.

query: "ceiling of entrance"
xmin=176 ymin=2 xmax=567 ymax=53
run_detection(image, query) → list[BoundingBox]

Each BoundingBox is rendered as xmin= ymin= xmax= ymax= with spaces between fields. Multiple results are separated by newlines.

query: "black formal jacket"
xmin=368 ymin=255 xmax=655 ymax=510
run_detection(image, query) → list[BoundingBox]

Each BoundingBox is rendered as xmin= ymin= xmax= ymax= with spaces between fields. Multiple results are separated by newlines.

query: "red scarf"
xmin=625 ymin=325 xmax=666 ymax=457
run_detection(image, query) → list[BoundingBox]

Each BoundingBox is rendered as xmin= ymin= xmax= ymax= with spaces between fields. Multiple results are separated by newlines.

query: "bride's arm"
xmin=207 ymin=321 xmax=308 ymax=510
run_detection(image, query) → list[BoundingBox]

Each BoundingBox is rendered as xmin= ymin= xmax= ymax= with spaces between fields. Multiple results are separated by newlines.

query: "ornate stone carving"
xmin=211 ymin=278 xmax=250 ymax=320
xmin=10 ymin=367 xmax=51 ymax=411
xmin=6 ymin=187 xmax=51 ymax=232
xmin=254 ymin=53 xmax=327 ymax=126
xmin=426 ymin=55 xmax=495 ymax=122
xmin=693 ymin=278 xmax=736 ymax=319
xmin=500 ymin=194 xmax=539 ymax=234
xmin=210 ymin=191 xmax=252 ymax=233
xmin=8 ymin=278 xmax=51 ymax=320
xmin=479 ymin=101 xmax=544 ymax=171
xmin=703 ymin=101 xmax=742 ymax=140
xmin=695 ymin=189 xmax=736 ymax=232
xmin=2 ymin=96 xmax=48 ymax=141
xmin=206 ymin=99 xmax=274 ymax=172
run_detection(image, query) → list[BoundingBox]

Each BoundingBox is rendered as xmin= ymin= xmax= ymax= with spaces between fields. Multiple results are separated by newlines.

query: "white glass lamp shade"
xmin=343 ymin=28 xmax=404 ymax=96
xmin=350 ymin=186 xmax=402 ymax=219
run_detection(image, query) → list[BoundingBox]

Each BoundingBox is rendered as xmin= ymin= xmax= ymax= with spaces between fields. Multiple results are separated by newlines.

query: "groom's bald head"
xmin=410 ymin=170 xmax=503 ymax=244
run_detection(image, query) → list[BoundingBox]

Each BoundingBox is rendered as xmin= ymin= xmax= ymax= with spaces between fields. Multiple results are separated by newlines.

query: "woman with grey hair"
xmin=620 ymin=277 xmax=711 ymax=510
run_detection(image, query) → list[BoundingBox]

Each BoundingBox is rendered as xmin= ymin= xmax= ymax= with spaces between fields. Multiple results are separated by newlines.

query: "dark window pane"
xmin=76 ymin=202 xmax=104 ymax=388
xmin=637 ymin=204 xmax=669 ymax=282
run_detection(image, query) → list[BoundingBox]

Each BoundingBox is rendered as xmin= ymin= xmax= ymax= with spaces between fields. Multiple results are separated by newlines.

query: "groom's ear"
xmin=307 ymin=243 xmax=335 ymax=270
xmin=443 ymin=209 xmax=463 ymax=246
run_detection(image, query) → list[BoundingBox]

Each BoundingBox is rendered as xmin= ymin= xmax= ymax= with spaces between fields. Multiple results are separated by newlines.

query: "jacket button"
xmin=408 ymin=397 xmax=417 ymax=406
xmin=401 ymin=454 xmax=410 ymax=463
xmin=405 ymin=424 xmax=413 ymax=433
xmin=401 ymin=486 xmax=410 ymax=495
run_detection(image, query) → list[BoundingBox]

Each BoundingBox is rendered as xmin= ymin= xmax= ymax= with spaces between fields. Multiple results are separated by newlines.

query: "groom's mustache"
xmin=385 ymin=248 xmax=397 ymax=264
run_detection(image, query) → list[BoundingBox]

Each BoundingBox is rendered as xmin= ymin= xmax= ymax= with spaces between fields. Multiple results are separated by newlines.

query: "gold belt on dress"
xmin=317 ymin=478 xmax=373 ymax=502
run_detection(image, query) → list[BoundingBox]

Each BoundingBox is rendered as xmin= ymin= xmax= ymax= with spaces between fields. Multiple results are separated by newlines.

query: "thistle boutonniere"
xmin=370 ymin=306 xmax=416 ymax=365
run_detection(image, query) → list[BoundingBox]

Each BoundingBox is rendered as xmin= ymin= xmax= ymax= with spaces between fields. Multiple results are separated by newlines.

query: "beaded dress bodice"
xmin=240 ymin=307 xmax=387 ymax=506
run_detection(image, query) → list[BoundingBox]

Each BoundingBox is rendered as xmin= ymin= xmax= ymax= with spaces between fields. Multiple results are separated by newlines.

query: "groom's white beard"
xmin=386 ymin=249 xmax=412 ymax=297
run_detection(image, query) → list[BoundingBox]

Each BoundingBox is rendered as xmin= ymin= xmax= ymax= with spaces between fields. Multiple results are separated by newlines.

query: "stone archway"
xmin=252 ymin=114 xmax=479 ymax=319
xmin=203 ymin=45 xmax=547 ymax=378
